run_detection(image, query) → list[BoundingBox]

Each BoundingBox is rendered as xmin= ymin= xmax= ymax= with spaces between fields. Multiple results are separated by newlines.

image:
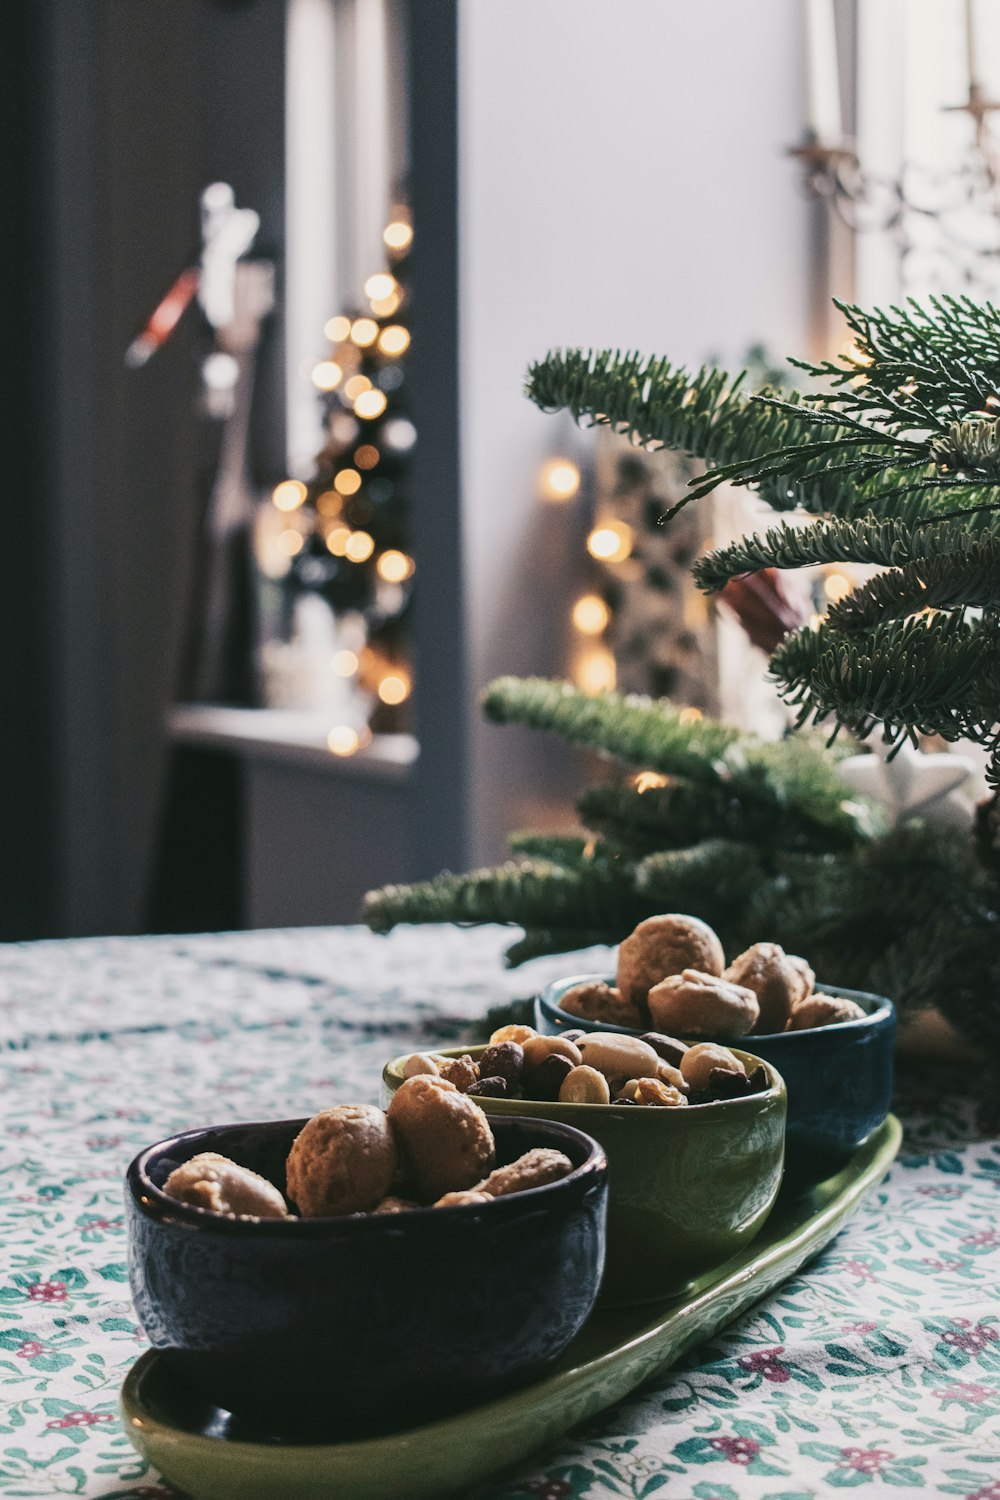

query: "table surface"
xmin=0 ymin=924 xmax=998 ymax=1500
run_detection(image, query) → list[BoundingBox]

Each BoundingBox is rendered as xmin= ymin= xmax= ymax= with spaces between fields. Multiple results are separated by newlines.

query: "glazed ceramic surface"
xmin=126 ymin=1115 xmax=607 ymax=1437
xmin=382 ymin=1046 xmax=786 ymax=1305
xmin=536 ymin=974 xmax=895 ymax=1192
xmin=121 ymin=1116 xmax=901 ymax=1500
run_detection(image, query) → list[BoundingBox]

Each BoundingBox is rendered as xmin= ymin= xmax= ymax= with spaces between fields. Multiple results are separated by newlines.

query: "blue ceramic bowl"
xmin=536 ymin=975 xmax=895 ymax=1192
xmin=126 ymin=1115 xmax=607 ymax=1437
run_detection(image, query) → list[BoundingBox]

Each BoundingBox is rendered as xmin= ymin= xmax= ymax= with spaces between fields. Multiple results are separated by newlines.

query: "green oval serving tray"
xmin=121 ymin=1115 xmax=901 ymax=1500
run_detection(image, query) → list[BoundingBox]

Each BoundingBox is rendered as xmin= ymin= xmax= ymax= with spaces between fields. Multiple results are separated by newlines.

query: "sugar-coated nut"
xmin=433 ymin=1189 xmax=493 ymax=1208
xmin=616 ymin=913 xmax=725 ymax=1006
xmin=724 ymin=942 xmax=811 ymax=1034
xmin=559 ymin=1065 xmax=611 ymax=1105
xmin=467 ymin=1076 xmax=508 ymax=1098
xmin=559 ymin=981 xmax=646 ymax=1029
xmin=617 ymin=1077 xmax=687 ymax=1107
xmin=522 ymin=1035 xmax=583 ymax=1070
xmin=648 ymin=969 xmax=759 ymax=1039
xmin=371 ymin=1195 xmax=419 ymax=1214
xmin=787 ymin=993 xmax=866 ymax=1030
xmin=438 ymin=1054 xmax=480 ymax=1092
xmin=163 ymin=1152 xmax=289 ymax=1220
xmin=477 ymin=1041 xmax=524 ymax=1086
xmin=640 ymin=1031 xmax=688 ymax=1068
xmin=577 ymin=1031 xmax=662 ymax=1082
xmin=787 ymin=954 xmax=815 ymax=1002
xmin=479 ymin=1148 xmax=574 ymax=1196
xmin=524 ymin=1053 xmax=574 ymax=1100
xmin=286 ymin=1105 xmax=398 ymax=1218
xmin=401 ymin=1052 xmax=440 ymax=1079
xmin=386 ymin=1075 xmax=496 ymax=1200
xmin=489 ymin=1023 xmax=537 ymax=1046
xmin=680 ymin=1042 xmax=747 ymax=1093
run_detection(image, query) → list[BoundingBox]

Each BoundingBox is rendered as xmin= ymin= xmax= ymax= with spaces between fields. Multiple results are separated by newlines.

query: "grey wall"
xmin=458 ymin=0 xmax=813 ymax=865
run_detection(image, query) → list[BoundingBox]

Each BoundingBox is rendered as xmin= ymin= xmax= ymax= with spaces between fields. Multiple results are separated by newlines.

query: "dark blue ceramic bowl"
xmin=536 ymin=975 xmax=895 ymax=1192
xmin=126 ymin=1115 xmax=607 ymax=1438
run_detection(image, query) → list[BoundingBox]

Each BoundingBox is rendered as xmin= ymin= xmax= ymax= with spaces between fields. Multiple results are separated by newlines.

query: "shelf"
xmin=168 ymin=705 xmax=418 ymax=783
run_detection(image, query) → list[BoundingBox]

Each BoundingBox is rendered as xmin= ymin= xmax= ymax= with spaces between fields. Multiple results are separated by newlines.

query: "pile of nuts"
xmin=558 ymin=914 xmax=867 ymax=1039
xmin=160 ymin=1083 xmax=574 ymax=1222
xmin=398 ymin=1024 xmax=770 ymax=1109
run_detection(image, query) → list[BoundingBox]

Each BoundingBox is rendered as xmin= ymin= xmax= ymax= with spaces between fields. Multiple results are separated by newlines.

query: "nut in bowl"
xmin=532 ymin=914 xmax=895 ymax=1192
xmin=383 ymin=1036 xmax=786 ymax=1307
xmin=126 ymin=1112 xmax=607 ymax=1438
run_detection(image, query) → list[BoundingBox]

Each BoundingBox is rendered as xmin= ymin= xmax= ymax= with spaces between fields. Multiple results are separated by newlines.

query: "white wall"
xmin=459 ymin=0 xmax=813 ymax=864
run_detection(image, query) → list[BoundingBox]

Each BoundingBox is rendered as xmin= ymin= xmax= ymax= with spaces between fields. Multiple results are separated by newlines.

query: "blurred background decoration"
xmin=5 ymin=0 xmax=1000 ymax=944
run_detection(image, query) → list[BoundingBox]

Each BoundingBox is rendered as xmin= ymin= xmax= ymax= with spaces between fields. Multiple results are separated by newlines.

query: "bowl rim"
xmin=538 ymin=972 xmax=896 ymax=1043
xmin=382 ymin=1044 xmax=785 ymax=1116
xmin=127 ymin=1115 xmax=608 ymax=1237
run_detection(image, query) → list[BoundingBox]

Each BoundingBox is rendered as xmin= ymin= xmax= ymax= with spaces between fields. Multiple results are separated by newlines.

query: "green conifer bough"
xmin=364 ymin=298 xmax=1000 ymax=1046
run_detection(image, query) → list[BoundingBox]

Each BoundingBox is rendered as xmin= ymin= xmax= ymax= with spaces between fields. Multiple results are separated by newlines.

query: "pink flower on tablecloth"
xmin=838 ymin=1446 xmax=894 ymax=1474
xmin=28 ymin=1281 xmax=66 ymax=1302
xmin=15 ymin=1341 xmax=45 ymax=1359
xmin=962 ymin=1228 xmax=1000 ymax=1249
xmin=916 ymin=1183 xmax=966 ymax=1198
xmin=46 ymin=1411 xmax=114 ymax=1429
xmin=965 ymin=1482 xmax=1000 ymax=1500
xmin=843 ymin=1259 xmax=877 ymax=1281
xmin=921 ymin=1255 xmax=967 ymax=1272
xmin=943 ymin=1319 xmax=999 ymax=1353
xmin=737 ymin=1346 xmax=791 ymax=1382
xmin=709 ymin=1435 xmax=760 ymax=1465
xmin=933 ymin=1382 xmax=993 ymax=1405
xmin=842 ymin=1320 xmax=877 ymax=1334
xmin=85 ymin=1135 xmax=124 ymax=1150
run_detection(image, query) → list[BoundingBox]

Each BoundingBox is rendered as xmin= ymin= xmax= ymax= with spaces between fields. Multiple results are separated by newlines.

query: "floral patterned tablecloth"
xmin=0 ymin=923 xmax=998 ymax=1500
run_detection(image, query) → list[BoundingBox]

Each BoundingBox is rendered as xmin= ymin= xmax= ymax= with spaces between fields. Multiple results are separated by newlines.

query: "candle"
xmin=805 ymin=0 xmax=843 ymax=142
xmin=966 ymin=0 xmax=981 ymax=95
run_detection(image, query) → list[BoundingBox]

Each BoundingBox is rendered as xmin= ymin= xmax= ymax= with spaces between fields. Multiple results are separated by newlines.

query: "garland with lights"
xmin=265 ymin=209 xmax=417 ymax=732
xmin=364 ymin=677 xmax=1000 ymax=1044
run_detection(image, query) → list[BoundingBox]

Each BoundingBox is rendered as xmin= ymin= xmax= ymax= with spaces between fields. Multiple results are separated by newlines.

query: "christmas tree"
xmin=277 ymin=209 xmax=416 ymax=729
xmin=364 ymin=298 xmax=1000 ymax=1045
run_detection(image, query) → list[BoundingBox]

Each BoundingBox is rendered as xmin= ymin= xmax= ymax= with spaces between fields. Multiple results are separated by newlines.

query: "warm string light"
xmin=572 ymin=594 xmax=609 ymax=635
xmin=383 ymin=220 xmax=413 ymax=253
xmin=370 ymin=292 xmax=402 ymax=317
xmin=351 ymin=317 xmax=379 ymax=348
xmin=634 ymin=771 xmax=670 ymax=793
xmin=332 ymin=649 xmax=359 ymax=677
xmin=575 ymin=647 xmax=616 ymax=695
xmin=327 ymin=724 xmax=372 ymax=757
xmin=540 ymin=458 xmax=581 ymax=501
xmin=823 ymin=571 xmax=852 ymax=602
xmin=354 ymin=389 xmax=388 ymax=420
xmin=311 ymin=360 xmax=342 ymax=391
xmin=325 ymin=525 xmax=351 ymax=556
xmin=842 ymin=339 xmax=874 ymax=368
xmin=316 ymin=490 xmax=341 ymax=517
xmin=324 ymin=315 xmax=351 ymax=342
xmin=333 ymin=468 xmax=361 ymax=496
xmin=355 ymin=444 xmax=380 ymax=469
xmin=587 ymin=521 xmax=634 ymax=563
xmin=678 ymin=706 xmax=703 ymax=726
xmin=376 ymin=550 xmax=414 ymax=583
xmin=278 ymin=529 xmax=305 ymax=556
xmin=272 ymin=479 xmax=308 ymax=512
xmin=344 ymin=374 xmax=372 ymax=402
xmin=377 ymin=670 xmax=412 ymax=705
xmin=378 ymin=325 xmax=410 ymax=356
xmin=364 ymin=273 xmax=398 ymax=304
xmin=345 ymin=530 xmax=375 ymax=562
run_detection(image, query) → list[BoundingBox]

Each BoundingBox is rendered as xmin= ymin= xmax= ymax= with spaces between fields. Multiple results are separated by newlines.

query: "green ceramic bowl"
xmin=382 ymin=1045 xmax=786 ymax=1306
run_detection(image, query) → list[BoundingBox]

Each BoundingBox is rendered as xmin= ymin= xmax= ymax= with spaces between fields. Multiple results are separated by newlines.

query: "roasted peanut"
xmin=558 ymin=1065 xmax=611 ymax=1105
xmin=680 ymin=1042 xmax=747 ymax=1093
xmin=479 ymin=1148 xmax=574 ymax=1196
xmin=576 ymin=1032 xmax=661 ymax=1081
xmin=648 ymin=969 xmax=759 ymax=1039
xmin=401 ymin=1052 xmax=441 ymax=1079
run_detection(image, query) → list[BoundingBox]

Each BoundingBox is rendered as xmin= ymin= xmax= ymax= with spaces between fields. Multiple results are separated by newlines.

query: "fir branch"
xmin=362 ymin=857 xmax=646 ymax=935
xmin=483 ymin=677 xmax=864 ymax=831
xmin=634 ymin=840 xmax=770 ymax=930
xmin=828 ymin=536 xmax=1000 ymax=631
xmin=576 ymin=773 xmax=866 ymax=855
xmin=506 ymin=832 xmax=591 ymax=864
xmin=770 ymin=616 xmax=1000 ymax=744
xmin=693 ymin=512 xmax=1000 ymax=593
